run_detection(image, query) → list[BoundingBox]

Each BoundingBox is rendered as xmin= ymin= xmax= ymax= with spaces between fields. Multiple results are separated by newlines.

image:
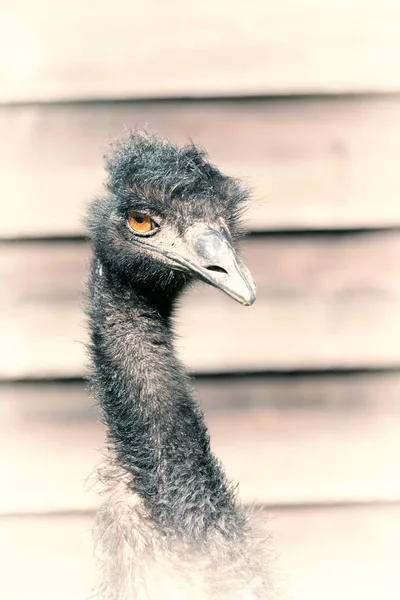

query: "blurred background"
xmin=1 ymin=1 xmax=400 ymax=598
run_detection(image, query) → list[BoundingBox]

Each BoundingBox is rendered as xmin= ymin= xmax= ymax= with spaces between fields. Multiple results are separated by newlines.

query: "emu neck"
xmin=89 ymin=260 xmax=244 ymax=541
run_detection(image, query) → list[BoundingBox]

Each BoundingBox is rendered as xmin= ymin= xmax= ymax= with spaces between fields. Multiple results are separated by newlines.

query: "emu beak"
xmin=164 ymin=224 xmax=256 ymax=306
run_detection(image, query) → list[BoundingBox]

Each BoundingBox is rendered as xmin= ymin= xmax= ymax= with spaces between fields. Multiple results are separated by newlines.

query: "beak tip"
xmin=240 ymin=288 xmax=256 ymax=306
xmin=176 ymin=224 xmax=258 ymax=307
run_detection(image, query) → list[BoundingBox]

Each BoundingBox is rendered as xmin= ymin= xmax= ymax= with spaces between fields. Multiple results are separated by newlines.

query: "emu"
xmin=86 ymin=131 xmax=277 ymax=599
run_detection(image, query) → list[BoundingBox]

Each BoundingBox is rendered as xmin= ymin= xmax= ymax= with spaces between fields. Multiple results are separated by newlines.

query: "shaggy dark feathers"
xmin=86 ymin=131 xmax=276 ymax=599
xmin=103 ymin=131 xmax=247 ymax=237
xmin=86 ymin=132 xmax=248 ymax=312
xmin=87 ymin=131 xmax=247 ymax=536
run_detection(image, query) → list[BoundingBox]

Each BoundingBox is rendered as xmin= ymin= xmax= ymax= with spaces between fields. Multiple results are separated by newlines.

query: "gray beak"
xmin=162 ymin=224 xmax=256 ymax=306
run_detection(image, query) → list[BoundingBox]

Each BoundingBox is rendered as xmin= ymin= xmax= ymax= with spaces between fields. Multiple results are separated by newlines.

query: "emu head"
xmin=87 ymin=131 xmax=256 ymax=306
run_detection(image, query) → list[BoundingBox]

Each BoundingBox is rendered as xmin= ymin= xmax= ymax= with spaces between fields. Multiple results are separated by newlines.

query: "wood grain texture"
xmin=2 ymin=233 xmax=400 ymax=377
xmin=2 ymin=97 xmax=400 ymax=237
xmin=1 ymin=0 xmax=400 ymax=103
xmin=1 ymin=376 xmax=400 ymax=514
xmin=1 ymin=507 xmax=400 ymax=600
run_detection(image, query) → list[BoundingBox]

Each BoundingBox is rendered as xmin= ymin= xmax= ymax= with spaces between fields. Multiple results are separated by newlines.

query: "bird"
xmin=85 ymin=131 xmax=277 ymax=600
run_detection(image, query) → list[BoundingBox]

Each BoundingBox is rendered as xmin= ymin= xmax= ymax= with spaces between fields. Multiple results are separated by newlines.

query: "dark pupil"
xmin=135 ymin=215 xmax=145 ymax=224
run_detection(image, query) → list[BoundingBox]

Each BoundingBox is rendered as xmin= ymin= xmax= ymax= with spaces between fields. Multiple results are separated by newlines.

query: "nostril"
xmin=206 ymin=265 xmax=228 ymax=274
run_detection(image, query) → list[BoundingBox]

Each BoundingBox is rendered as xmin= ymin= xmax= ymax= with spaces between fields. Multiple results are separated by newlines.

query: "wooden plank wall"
xmin=1 ymin=2 xmax=400 ymax=599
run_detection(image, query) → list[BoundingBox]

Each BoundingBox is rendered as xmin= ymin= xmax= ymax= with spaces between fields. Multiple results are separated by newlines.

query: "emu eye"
xmin=128 ymin=211 xmax=157 ymax=235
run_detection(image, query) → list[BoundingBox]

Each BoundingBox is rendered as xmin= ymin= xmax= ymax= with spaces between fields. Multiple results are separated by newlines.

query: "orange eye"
xmin=128 ymin=211 xmax=156 ymax=235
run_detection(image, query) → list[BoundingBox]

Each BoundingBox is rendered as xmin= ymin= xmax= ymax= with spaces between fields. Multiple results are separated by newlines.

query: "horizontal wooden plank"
xmin=1 ymin=1 xmax=400 ymax=103
xmin=276 ymin=505 xmax=400 ymax=600
xmin=2 ymin=233 xmax=400 ymax=377
xmin=1 ymin=375 xmax=400 ymax=514
xmin=0 ymin=515 xmax=95 ymax=600
xmin=2 ymin=506 xmax=400 ymax=600
xmin=3 ymin=98 xmax=400 ymax=237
